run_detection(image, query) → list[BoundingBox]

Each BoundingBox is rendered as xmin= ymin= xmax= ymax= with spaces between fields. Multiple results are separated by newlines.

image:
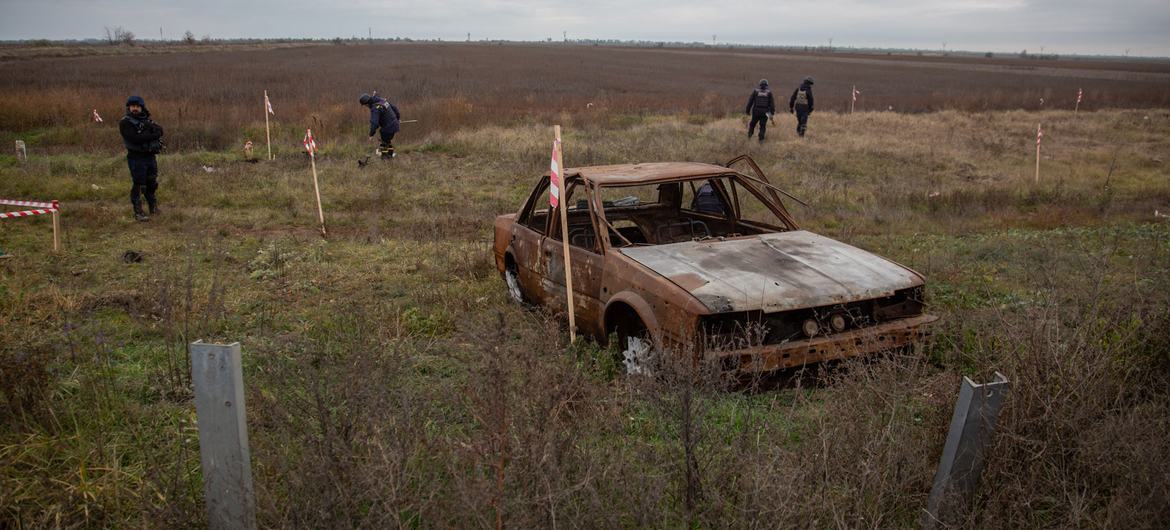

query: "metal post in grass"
xmin=190 ymin=341 xmax=257 ymax=530
xmin=922 ymin=372 xmax=1010 ymax=528
xmin=15 ymin=140 xmax=27 ymax=163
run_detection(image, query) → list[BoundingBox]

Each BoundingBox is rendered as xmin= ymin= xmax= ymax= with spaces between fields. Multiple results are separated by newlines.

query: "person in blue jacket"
xmin=359 ymin=93 xmax=401 ymax=159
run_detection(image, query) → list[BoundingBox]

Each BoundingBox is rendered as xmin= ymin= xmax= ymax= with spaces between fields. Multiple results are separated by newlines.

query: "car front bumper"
xmin=712 ymin=314 xmax=939 ymax=373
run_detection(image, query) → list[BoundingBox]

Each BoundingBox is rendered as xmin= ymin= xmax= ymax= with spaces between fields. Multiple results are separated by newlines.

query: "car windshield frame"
xmin=589 ymin=172 xmax=799 ymax=253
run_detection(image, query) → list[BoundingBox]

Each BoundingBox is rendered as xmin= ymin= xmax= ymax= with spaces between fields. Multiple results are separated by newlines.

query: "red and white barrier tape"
xmin=1 ymin=199 xmax=59 ymax=220
xmin=0 ymin=208 xmax=56 ymax=219
xmin=1 ymin=199 xmax=57 ymax=209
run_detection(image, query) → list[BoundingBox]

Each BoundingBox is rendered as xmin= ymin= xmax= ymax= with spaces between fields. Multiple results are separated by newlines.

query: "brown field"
xmin=1 ymin=41 xmax=1169 ymax=153
xmin=1 ymin=42 xmax=1169 ymax=528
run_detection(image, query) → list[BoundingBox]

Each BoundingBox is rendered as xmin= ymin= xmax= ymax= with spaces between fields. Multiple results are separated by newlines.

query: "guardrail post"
xmin=190 ymin=341 xmax=257 ymax=530
xmin=922 ymin=372 xmax=1010 ymax=528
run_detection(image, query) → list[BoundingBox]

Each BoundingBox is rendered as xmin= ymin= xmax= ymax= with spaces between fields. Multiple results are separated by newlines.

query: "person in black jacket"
xmin=788 ymin=77 xmax=815 ymax=137
xmin=359 ymin=93 xmax=401 ymax=159
xmin=118 ymin=95 xmax=164 ymax=221
xmin=744 ymin=79 xmax=775 ymax=142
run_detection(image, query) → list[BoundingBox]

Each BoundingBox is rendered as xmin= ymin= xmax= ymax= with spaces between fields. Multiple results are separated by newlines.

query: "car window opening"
xmin=598 ymin=176 xmax=790 ymax=248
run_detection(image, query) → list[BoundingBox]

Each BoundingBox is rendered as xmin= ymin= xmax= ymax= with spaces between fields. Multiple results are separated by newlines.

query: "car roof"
xmin=565 ymin=162 xmax=734 ymax=186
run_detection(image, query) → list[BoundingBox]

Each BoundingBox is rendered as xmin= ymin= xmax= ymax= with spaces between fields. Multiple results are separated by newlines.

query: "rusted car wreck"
xmin=493 ymin=155 xmax=937 ymax=374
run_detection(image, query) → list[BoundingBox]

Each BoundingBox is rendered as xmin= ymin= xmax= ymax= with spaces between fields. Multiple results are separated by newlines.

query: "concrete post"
xmin=190 ymin=341 xmax=257 ymax=530
xmin=922 ymin=372 xmax=1010 ymax=528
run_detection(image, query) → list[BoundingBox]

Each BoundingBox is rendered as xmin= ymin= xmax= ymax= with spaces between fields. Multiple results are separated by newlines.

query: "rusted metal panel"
xmin=619 ymin=231 xmax=925 ymax=313
xmin=567 ymin=162 xmax=731 ymax=186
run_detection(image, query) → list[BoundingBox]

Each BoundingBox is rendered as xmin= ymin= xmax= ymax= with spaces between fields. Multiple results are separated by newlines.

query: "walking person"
xmin=118 ymin=95 xmax=164 ymax=221
xmin=788 ymin=77 xmax=815 ymax=137
xmin=360 ymin=92 xmax=401 ymax=159
xmin=745 ymin=79 xmax=775 ymax=142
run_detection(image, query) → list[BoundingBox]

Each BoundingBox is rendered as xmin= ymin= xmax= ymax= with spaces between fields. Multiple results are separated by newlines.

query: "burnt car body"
xmin=493 ymin=155 xmax=937 ymax=374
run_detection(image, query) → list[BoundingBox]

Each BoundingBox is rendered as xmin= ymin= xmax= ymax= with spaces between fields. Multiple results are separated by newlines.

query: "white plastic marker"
xmin=303 ymin=129 xmax=326 ymax=237
xmin=851 ymin=86 xmax=861 ymax=114
xmin=550 ymin=125 xmax=576 ymax=342
xmin=92 ymin=109 xmax=103 ymax=123
xmin=1075 ymin=88 xmax=1083 ymax=114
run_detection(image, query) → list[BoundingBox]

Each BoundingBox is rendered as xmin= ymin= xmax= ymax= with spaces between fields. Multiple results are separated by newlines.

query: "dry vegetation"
xmin=1 ymin=43 xmax=1169 ymax=528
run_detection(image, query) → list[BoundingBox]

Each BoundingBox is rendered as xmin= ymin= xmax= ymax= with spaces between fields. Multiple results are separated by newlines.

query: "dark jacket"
xmin=368 ymin=96 xmax=401 ymax=136
xmin=119 ymin=96 xmax=164 ymax=159
xmin=789 ymin=82 xmax=814 ymax=113
xmin=745 ymin=86 xmax=775 ymax=115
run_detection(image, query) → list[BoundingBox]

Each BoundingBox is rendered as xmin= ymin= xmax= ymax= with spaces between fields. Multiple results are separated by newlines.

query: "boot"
xmin=133 ymin=205 xmax=149 ymax=222
xmin=148 ymin=201 xmax=160 ymax=216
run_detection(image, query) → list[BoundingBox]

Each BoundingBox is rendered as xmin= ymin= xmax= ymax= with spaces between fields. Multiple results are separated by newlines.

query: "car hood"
xmin=619 ymin=231 xmax=924 ymax=313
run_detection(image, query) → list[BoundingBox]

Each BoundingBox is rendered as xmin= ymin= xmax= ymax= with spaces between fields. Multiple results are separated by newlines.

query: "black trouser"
xmin=128 ymin=156 xmax=159 ymax=214
xmin=794 ymin=107 xmax=811 ymax=136
xmin=747 ymin=111 xmax=769 ymax=140
xmin=378 ymin=129 xmax=396 ymax=157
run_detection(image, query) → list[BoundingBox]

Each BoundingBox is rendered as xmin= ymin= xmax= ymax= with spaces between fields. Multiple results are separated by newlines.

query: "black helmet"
xmin=359 ymin=93 xmax=372 ymax=105
xmin=759 ymin=78 xmax=769 ymax=88
xmin=803 ymin=76 xmax=815 ymax=85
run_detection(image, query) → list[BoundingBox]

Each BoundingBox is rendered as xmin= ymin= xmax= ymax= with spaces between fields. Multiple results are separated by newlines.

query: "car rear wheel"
xmin=505 ymin=261 xmax=526 ymax=304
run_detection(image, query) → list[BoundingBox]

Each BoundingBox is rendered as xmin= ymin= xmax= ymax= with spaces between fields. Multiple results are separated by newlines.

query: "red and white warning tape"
xmin=1 ymin=199 xmax=56 ymax=209
xmin=0 ymin=199 xmax=59 ymax=220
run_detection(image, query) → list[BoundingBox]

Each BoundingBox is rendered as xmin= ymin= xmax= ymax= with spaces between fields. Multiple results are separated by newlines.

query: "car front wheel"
xmin=617 ymin=323 xmax=654 ymax=375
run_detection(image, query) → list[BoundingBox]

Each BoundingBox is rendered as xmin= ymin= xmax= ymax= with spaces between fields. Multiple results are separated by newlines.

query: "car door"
xmin=540 ymin=178 xmax=606 ymax=338
xmin=510 ymin=176 xmax=553 ymax=304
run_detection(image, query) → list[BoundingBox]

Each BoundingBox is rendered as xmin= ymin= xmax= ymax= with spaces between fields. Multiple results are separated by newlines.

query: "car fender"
xmin=604 ymin=291 xmax=662 ymax=344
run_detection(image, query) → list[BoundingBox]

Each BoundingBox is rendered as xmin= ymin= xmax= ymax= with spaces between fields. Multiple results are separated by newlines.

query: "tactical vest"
xmin=121 ymin=115 xmax=163 ymax=154
xmin=794 ymin=89 xmax=810 ymax=107
xmin=754 ymin=89 xmax=772 ymax=110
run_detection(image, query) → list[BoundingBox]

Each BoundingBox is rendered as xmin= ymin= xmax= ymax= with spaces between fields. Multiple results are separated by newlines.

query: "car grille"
xmin=700 ymin=287 xmax=925 ymax=348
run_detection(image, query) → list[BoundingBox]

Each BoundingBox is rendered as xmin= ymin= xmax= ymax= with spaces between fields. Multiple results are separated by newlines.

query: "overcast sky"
xmin=2 ymin=0 xmax=1167 ymax=57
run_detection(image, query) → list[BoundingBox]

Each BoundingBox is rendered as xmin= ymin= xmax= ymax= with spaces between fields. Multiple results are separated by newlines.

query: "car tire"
xmin=504 ymin=261 xmax=527 ymax=305
xmin=616 ymin=321 xmax=654 ymax=375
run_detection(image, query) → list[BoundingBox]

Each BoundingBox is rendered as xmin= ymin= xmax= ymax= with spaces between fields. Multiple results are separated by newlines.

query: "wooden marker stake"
xmin=51 ymin=200 xmax=59 ymax=252
xmin=263 ymin=91 xmax=273 ymax=160
xmin=310 ymin=155 xmax=326 ymax=237
xmin=1034 ymin=123 xmax=1042 ymax=184
xmin=554 ymin=125 xmax=577 ymax=342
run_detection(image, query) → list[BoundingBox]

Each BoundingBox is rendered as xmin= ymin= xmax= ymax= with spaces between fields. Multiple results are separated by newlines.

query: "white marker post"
xmin=263 ymin=91 xmax=274 ymax=160
xmin=551 ymin=125 xmax=577 ymax=342
xmin=1075 ymin=88 xmax=1083 ymax=114
xmin=304 ymin=129 xmax=326 ymax=237
xmin=850 ymin=85 xmax=857 ymax=114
